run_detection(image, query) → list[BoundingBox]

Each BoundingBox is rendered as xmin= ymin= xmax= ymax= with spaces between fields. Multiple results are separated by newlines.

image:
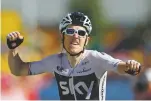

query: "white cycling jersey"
xmin=28 ymin=50 xmax=122 ymax=100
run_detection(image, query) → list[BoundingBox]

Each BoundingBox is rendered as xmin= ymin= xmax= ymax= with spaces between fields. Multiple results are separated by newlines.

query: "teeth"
xmin=71 ymin=43 xmax=78 ymax=45
xmin=70 ymin=41 xmax=79 ymax=45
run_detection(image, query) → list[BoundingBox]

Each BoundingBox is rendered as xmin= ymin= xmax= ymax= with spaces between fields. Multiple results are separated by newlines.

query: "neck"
xmin=67 ymin=52 xmax=84 ymax=68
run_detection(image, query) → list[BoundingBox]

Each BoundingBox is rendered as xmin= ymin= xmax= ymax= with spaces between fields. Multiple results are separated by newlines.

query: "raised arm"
xmin=7 ymin=31 xmax=57 ymax=76
xmin=8 ymin=49 xmax=30 ymax=76
xmin=93 ymin=51 xmax=141 ymax=76
xmin=7 ymin=31 xmax=30 ymax=76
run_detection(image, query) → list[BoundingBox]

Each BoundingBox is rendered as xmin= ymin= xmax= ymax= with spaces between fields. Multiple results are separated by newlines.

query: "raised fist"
xmin=7 ymin=31 xmax=24 ymax=49
xmin=125 ymin=60 xmax=141 ymax=75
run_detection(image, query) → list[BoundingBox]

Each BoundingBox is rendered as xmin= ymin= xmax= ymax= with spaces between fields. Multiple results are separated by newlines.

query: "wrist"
xmin=9 ymin=48 xmax=19 ymax=56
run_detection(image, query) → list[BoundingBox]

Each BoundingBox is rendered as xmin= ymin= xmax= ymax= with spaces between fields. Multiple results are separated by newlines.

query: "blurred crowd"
xmin=1 ymin=1 xmax=151 ymax=100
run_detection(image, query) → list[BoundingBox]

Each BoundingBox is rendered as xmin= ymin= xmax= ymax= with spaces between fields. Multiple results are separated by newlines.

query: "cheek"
xmin=80 ymin=39 xmax=86 ymax=46
xmin=64 ymin=35 xmax=69 ymax=42
xmin=64 ymin=36 xmax=71 ymax=47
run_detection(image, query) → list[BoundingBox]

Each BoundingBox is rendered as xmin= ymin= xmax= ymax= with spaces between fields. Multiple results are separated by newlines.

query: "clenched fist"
xmin=125 ymin=60 xmax=141 ymax=75
xmin=6 ymin=31 xmax=24 ymax=49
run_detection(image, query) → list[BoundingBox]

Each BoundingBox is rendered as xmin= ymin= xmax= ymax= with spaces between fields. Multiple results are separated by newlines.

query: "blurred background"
xmin=1 ymin=0 xmax=151 ymax=100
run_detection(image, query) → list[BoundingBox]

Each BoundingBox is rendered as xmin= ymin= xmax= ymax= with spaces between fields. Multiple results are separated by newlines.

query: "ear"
xmin=85 ymin=36 xmax=90 ymax=46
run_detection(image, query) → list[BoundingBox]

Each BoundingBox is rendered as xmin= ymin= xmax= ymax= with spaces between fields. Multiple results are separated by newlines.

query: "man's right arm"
xmin=8 ymin=49 xmax=30 ymax=76
xmin=7 ymin=31 xmax=30 ymax=76
xmin=7 ymin=31 xmax=56 ymax=76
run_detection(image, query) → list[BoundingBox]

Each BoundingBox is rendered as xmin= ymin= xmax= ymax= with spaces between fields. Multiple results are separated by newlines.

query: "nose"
xmin=73 ymin=33 xmax=79 ymax=38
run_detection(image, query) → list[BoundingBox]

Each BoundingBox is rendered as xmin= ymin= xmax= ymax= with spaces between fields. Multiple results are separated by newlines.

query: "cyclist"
xmin=7 ymin=12 xmax=141 ymax=100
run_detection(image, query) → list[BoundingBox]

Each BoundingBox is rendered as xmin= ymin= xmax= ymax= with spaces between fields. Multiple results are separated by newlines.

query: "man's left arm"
xmin=117 ymin=60 xmax=141 ymax=75
xmin=93 ymin=51 xmax=142 ymax=76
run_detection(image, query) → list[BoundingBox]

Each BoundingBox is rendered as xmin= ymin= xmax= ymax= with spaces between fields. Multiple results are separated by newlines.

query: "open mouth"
xmin=72 ymin=43 xmax=78 ymax=45
xmin=70 ymin=42 xmax=79 ymax=45
xmin=70 ymin=41 xmax=79 ymax=45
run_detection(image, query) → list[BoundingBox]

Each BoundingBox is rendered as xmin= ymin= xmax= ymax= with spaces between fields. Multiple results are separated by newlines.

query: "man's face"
xmin=62 ymin=25 xmax=89 ymax=55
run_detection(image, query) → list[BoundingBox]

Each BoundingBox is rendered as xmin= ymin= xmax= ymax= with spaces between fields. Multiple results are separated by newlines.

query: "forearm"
xmin=117 ymin=61 xmax=127 ymax=74
xmin=8 ymin=49 xmax=29 ymax=76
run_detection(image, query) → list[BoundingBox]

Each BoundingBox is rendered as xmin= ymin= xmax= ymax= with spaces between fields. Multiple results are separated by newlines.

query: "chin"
xmin=69 ymin=49 xmax=81 ymax=54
